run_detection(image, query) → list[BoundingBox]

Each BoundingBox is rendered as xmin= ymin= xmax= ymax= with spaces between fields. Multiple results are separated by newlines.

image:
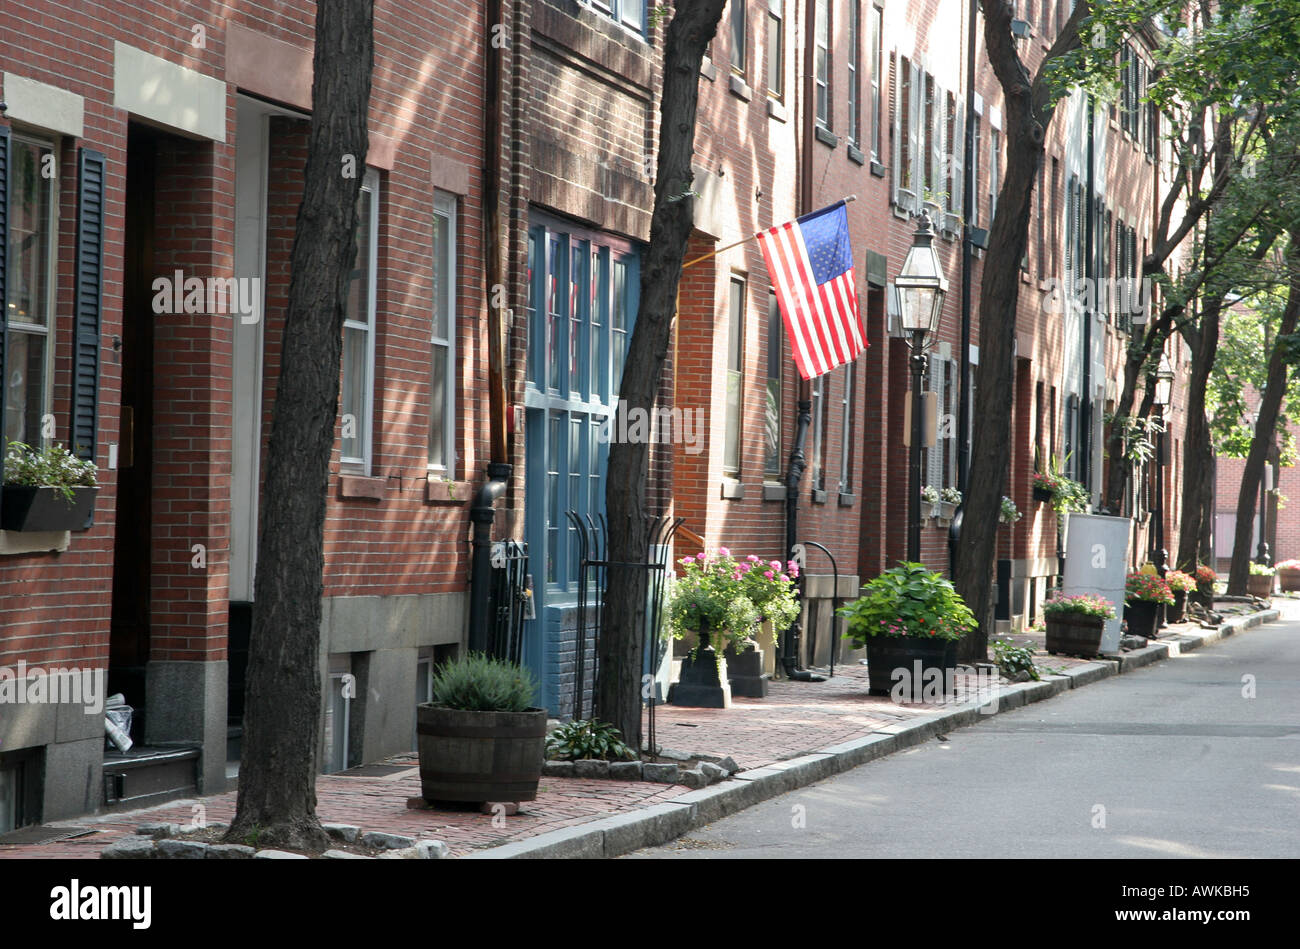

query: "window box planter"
xmin=1279 ymin=567 xmax=1300 ymax=592
xmin=864 ymin=635 xmax=956 ymax=698
xmin=416 ymin=704 xmax=547 ymax=803
xmin=1045 ymin=614 xmax=1105 ymax=658
xmin=0 ymin=486 xmax=98 ymax=533
xmin=1247 ymin=574 xmax=1273 ymax=598
xmin=1124 ymin=599 xmax=1160 ymax=639
xmin=937 ymin=500 xmax=957 ymax=523
xmin=1032 ymin=485 xmax=1054 ymax=503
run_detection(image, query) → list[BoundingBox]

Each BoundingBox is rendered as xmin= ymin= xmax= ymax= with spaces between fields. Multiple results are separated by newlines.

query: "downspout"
xmin=1081 ymin=95 xmax=1094 ymax=497
xmin=952 ymin=0 xmax=978 ymax=573
xmin=468 ymin=0 xmax=513 ymax=653
xmin=781 ymin=0 xmax=818 ymax=680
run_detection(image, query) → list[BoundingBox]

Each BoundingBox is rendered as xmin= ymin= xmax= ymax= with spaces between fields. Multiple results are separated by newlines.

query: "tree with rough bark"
xmin=227 ymin=0 xmax=372 ymax=851
xmin=600 ymin=0 xmax=727 ymax=746
xmin=953 ymin=0 xmax=1087 ymax=662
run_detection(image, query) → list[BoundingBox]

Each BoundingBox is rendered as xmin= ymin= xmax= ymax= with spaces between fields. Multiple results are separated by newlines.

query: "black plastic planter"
xmin=864 ymin=635 xmax=956 ymax=698
xmin=1124 ymin=599 xmax=1160 ymax=639
xmin=1 ymin=486 xmax=98 ymax=532
xmin=1169 ymin=589 xmax=1187 ymax=624
xmin=1032 ymin=485 xmax=1053 ymax=503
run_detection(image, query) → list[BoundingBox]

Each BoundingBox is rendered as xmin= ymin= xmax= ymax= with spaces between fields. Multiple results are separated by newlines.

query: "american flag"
xmin=756 ymin=201 xmax=866 ymax=380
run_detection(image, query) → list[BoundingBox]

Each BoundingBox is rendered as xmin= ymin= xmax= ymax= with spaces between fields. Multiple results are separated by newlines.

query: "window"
xmin=869 ymin=5 xmax=883 ymax=161
xmin=838 ymin=363 xmax=855 ymax=494
xmin=811 ymin=373 xmax=826 ymax=490
xmin=323 ymin=656 xmax=353 ymax=774
xmin=342 ymin=169 xmax=379 ymax=470
xmin=588 ymin=0 xmax=645 ymax=35
xmin=765 ymin=290 xmax=782 ymax=478
xmin=970 ymin=111 xmax=982 ymax=227
xmin=725 ymin=276 xmax=745 ymax=476
xmin=767 ymin=0 xmax=784 ymax=99
xmin=429 ymin=193 xmax=456 ymax=475
xmin=925 ymin=356 xmax=955 ymax=490
xmin=1036 ymin=160 xmax=1045 ymax=278
xmin=923 ymin=74 xmax=937 ymax=196
xmin=989 ymin=126 xmax=1001 ymax=221
xmin=731 ymin=0 xmax=746 ymax=75
xmin=946 ymin=90 xmax=964 ymax=221
xmin=1051 ymin=157 xmax=1060 ymax=276
xmin=815 ymin=0 xmax=831 ymax=128
xmin=4 ymin=135 xmax=55 ymax=448
xmin=848 ymin=0 xmax=861 ymax=145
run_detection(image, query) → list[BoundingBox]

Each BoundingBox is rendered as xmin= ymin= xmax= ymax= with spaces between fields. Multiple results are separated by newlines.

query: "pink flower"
xmin=718 ymin=546 xmax=730 ymax=558
xmin=787 ymin=560 xmax=800 ymax=576
xmin=696 ymin=552 xmax=706 ymax=561
xmin=764 ymin=570 xmax=774 ymax=579
xmin=770 ymin=560 xmax=782 ymax=571
xmin=747 ymin=554 xmax=760 ymax=562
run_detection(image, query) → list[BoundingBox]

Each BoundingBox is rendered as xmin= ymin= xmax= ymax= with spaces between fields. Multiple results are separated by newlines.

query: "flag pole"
xmin=681 ymin=194 xmax=857 ymax=272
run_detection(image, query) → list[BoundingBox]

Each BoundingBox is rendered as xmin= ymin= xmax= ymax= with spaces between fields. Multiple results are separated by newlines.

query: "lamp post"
xmin=1149 ymin=354 xmax=1173 ymax=577
xmin=895 ymin=210 xmax=948 ymax=562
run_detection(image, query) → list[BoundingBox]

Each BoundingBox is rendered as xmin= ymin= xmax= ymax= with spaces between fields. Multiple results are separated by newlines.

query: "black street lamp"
xmin=895 ymin=210 xmax=948 ymax=562
xmin=1149 ymin=353 xmax=1173 ymax=577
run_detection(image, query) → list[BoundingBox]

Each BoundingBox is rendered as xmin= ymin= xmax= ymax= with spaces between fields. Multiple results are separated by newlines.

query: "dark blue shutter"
xmin=73 ymin=148 xmax=106 ymax=464
xmin=0 ymin=126 xmax=9 ymax=499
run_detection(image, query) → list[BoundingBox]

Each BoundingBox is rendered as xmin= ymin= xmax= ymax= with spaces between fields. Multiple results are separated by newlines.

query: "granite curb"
xmin=462 ymin=606 xmax=1280 ymax=859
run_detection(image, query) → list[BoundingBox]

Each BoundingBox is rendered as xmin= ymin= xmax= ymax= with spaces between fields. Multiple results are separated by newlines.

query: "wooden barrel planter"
xmin=1168 ymin=589 xmax=1187 ymax=624
xmin=1247 ymin=574 xmax=1274 ymax=598
xmin=1045 ymin=615 xmax=1105 ymax=658
xmin=1124 ymin=599 xmax=1160 ymax=639
xmin=416 ymin=705 xmax=547 ymax=803
xmin=865 ymin=636 xmax=956 ymax=698
xmin=1279 ymin=568 xmax=1300 ymax=592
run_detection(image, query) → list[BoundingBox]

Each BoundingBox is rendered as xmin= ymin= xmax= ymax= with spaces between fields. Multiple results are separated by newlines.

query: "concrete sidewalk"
xmin=0 ymin=599 xmax=1282 ymax=860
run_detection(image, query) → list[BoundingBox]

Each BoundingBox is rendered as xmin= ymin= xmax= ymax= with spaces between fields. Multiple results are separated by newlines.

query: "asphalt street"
xmin=630 ymin=614 xmax=1300 ymax=858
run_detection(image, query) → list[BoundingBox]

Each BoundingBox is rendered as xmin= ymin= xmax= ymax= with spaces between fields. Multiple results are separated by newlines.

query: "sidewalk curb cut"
xmin=464 ymin=606 xmax=1280 ymax=859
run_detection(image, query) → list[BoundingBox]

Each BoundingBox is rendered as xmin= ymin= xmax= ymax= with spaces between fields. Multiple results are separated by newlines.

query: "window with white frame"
xmin=892 ymin=59 xmax=963 ymax=221
xmin=731 ymin=0 xmax=746 ymax=76
xmin=764 ymin=290 xmax=782 ymax=478
xmin=341 ymin=170 xmax=379 ymax=470
xmin=869 ymin=4 xmax=883 ymax=162
xmin=815 ymin=0 xmax=831 ymax=128
xmin=4 ymin=134 xmax=56 ymax=448
xmin=429 ymin=192 xmax=456 ymax=476
xmin=989 ymin=125 xmax=1001 ymax=222
xmin=811 ymin=372 xmax=826 ymax=491
xmin=838 ymin=362 xmax=855 ymax=494
xmin=767 ymin=0 xmax=784 ymax=99
xmin=724 ymin=275 xmax=745 ymax=477
xmin=925 ymin=356 xmax=956 ymax=491
xmin=848 ymin=0 xmax=861 ymax=146
xmin=587 ymin=0 xmax=645 ymax=35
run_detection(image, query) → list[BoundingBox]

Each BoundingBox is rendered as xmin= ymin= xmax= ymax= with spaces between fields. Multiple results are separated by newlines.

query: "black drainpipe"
xmin=467 ymin=462 xmax=512 ymax=653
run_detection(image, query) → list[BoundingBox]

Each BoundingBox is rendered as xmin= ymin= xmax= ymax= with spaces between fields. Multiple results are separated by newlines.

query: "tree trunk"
xmin=600 ymin=0 xmax=726 ymax=748
xmin=227 ymin=0 xmax=372 ymax=851
xmin=1175 ymin=296 xmax=1224 ymax=571
xmin=954 ymin=0 xmax=1083 ymax=662
xmin=1227 ymin=237 xmax=1300 ymax=593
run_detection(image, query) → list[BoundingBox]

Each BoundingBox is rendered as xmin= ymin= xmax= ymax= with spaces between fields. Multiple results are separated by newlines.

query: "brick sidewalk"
xmin=0 ymin=624 xmax=1213 ymax=860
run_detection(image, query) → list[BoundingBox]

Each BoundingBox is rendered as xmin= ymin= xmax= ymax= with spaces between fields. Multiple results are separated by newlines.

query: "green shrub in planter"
xmin=428 ymin=652 xmax=537 ymax=712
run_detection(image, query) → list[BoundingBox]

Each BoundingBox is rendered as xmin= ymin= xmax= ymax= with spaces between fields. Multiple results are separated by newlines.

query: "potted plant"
xmin=920 ymin=485 xmax=941 ymax=527
xmin=726 ymin=553 xmax=801 ymax=697
xmin=838 ymin=562 xmax=976 ymax=698
xmin=2 ymin=441 xmax=99 ymax=532
xmin=666 ymin=549 xmax=759 ymax=708
xmin=937 ymin=486 xmax=961 ymax=524
xmin=416 ymin=652 xmax=546 ymax=803
xmin=1277 ymin=559 xmax=1300 ymax=592
xmin=1192 ymin=563 xmax=1217 ymax=608
xmin=999 ymin=496 xmax=1022 ymax=526
xmin=1043 ymin=593 xmax=1117 ymax=658
xmin=1164 ymin=569 xmax=1195 ymax=623
xmin=1247 ymin=562 xmax=1275 ymax=598
xmin=1030 ymin=454 xmax=1089 ymax=515
xmin=1124 ymin=572 xmax=1174 ymax=639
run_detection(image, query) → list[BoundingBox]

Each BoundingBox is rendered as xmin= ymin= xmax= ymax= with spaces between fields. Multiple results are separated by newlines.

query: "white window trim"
xmin=5 ymin=131 xmax=58 ymax=450
xmin=428 ymin=191 xmax=457 ymax=478
xmin=342 ymin=168 xmax=380 ymax=473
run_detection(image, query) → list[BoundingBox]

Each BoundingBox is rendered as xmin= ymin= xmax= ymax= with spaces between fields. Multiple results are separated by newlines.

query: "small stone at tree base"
xmin=574 ymin=759 xmax=610 ymax=779
xmin=101 ymin=836 xmax=157 ymax=859
xmin=417 ymin=839 xmax=451 ymax=859
xmin=156 ymin=839 xmax=208 ymax=859
xmin=207 ymin=844 xmax=255 ymax=859
xmin=481 ymin=801 xmax=519 ymax=816
xmin=254 ymin=849 xmax=308 ymax=859
xmin=679 ymin=768 xmax=708 ymax=789
xmin=323 ymin=823 xmax=361 ymax=842
xmin=376 ymin=846 xmax=421 ymax=859
xmin=699 ymin=762 xmax=726 ymax=782
xmin=324 ymin=849 xmax=373 ymax=859
xmin=716 ymin=756 xmax=740 ymax=775
xmin=608 ymin=761 xmax=643 ymax=780
xmin=134 ymin=822 xmax=180 ymax=840
xmin=361 ymin=831 xmax=416 ymax=850
xmin=643 ymin=763 xmax=679 ymax=783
